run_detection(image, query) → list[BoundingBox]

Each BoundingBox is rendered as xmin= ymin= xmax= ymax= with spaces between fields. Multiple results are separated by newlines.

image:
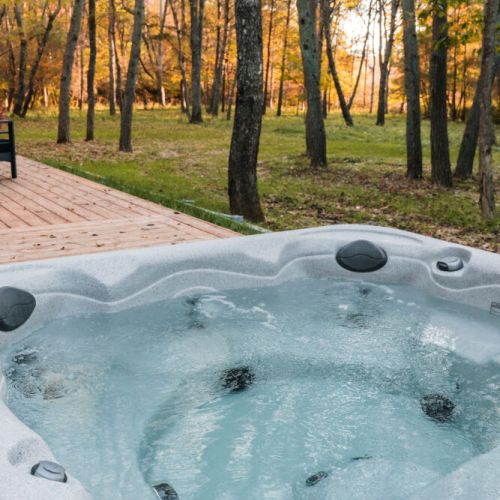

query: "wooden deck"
xmin=0 ymin=156 xmax=238 ymax=264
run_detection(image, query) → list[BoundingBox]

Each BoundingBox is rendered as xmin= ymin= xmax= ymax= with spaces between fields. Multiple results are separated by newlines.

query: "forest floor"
xmin=14 ymin=109 xmax=500 ymax=252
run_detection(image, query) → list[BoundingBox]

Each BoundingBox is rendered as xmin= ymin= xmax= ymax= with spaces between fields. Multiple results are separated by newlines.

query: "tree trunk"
xmin=13 ymin=3 xmax=27 ymax=116
xmin=189 ymin=0 xmax=204 ymax=122
xmin=402 ymin=0 xmax=422 ymax=179
xmin=458 ymin=42 xmax=467 ymax=121
xmin=455 ymin=9 xmax=499 ymax=178
xmin=226 ymin=72 xmax=237 ymax=120
xmin=429 ymin=0 xmax=452 ymax=187
xmin=113 ymin=19 xmax=124 ymax=111
xmin=108 ymin=0 xmax=117 ymax=115
xmin=455 ymin=82 xmax=481 ymax=178
xmin=157 ymin=0 xmax=168 ymax=106
xmin=228 ymin=0 xmax=265 ymax=221
xmin=86 ymin=0 xmax=97 ymax=141
xmin=322 ymin=0 xmax=353 ymax=127
xmin=20 ymin=0 xmax=62 ymax=117
xmin=298 ymin=0 xmax=327 ymax=166
xmin=209 ymin=0 xmax=230 ymax=115
xmin=168 ymin=0 xmax=191 ymax=118
xmin=119 ymin=0 xmax=145 ymax=152
xmin=277 ymin=0 xmax=292 ymax=116
xmin=4 ymin=13 xmax=17 ymax=112
xmin=57 ymin=0 xmax=85 ymax=144
xmin=477 ymin=0 xmax=498 ymax=217
xmin=78 ymin=43 xmax=84 ymax=110
xmin=324 ymin=27 xmax=354 ymax=126
xmin=263 ymin=0 xmax=276 ymax=114
xmin=369 ymin=18 xmax=376 ymax=113
xmin=451 ymin=35 xmax=458 ymax=121
xmin=376 ymin=0 xmax=399 ymax=125
xmin=348 ymin=0 xmax=374 ymax=110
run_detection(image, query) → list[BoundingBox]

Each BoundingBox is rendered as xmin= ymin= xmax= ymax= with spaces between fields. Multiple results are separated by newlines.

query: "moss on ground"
xmin=14 ymin=109 xmax=499 ymax=251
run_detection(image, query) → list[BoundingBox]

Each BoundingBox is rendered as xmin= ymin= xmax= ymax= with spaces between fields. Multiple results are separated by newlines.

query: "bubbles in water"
xmin=1 ymin=278 xmax=499 ymax=500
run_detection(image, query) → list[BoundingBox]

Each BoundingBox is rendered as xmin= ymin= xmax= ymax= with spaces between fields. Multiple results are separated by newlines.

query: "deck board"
xmin=0 ymin=156 xmax=238 ymax=264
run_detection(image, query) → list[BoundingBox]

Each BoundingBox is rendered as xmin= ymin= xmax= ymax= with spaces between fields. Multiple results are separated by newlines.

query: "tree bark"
xmin=298 ymin=0 xmax=327 ymax=166
xmin=369 ymin=17 xmax=376 ymax=113
xmin=348 ymin=0 xmax=374 ymax=110
xmin=157 ymin=0 xmax=168 ymax=106
xmin=3 ymin=12 xmax=17 ymax=112
xmin=455 ymin=80 xmax=481 ymax=178
xmin=228 ymin=0 xmax=265 ymax=222
xmin=209 ymin=0 xmax=230 ymax=115
xmin=429 ymin=0 xmax=452 ymax=187
xmin=277 ymin=0 xmax=292 ymax=116
xmin=168 ymin=0 xmax=191 ymax=118
xmin=263 ymin=0 xmax=276 ymax=113
xmin=113 ymin=3 xmax=124 ymax=112
xmin=477 ymin=0 xmax=498 ymax=217
xmin=57 ymin=0 xmax=85 ymax=144
xmin=20 ymin=0 xmax=62 ymax=117
xmin=451 ymin=32 xmax=458 ymax=120
xmin=78 ymin=42 xmax=84 ymax=111
xmin=119 ymin=0 xmax=145 ymax=152
xmin=189 ymin=0 xmax=204 ymax=122
xmin=13 ymin=3 xmax=27 ymax=116
xmin=323 ymin=0 xmax=353 ymax=126
xmin=86 ymin=0 xmax=97 ymax=141
xmin=455 ymin=8 xmax=499 ymax=178
xmin=402 ymin=0 xmax=422 ymax=179
xmin=375 ymin=0 xmax=399 ymax=125
xmin=226 ymin=71 xmax=237 ymax=120
xmin=108 ymin=0 xmax=117 ymax=115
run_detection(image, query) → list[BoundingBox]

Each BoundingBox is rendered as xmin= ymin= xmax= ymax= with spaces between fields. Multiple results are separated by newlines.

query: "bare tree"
xmin=20 ymin=0 xmax=62 ymax=117
xmin=296 ymin=0 xmax=327 ymax=167
xmin=402 ymin=0 xmax=422 ymax=178
xmin=12 ymin=3 xmax=27 ymax=116
xmin=477 ymin=0 xmax=498 ymax=217
xmin=322 ymin=0 xmax=353 ymax=126
xmin=189 ymin=0 xmax=204 ymax=122
xmin=263 ymin=0 xmax=276 ymax=113
xmin=276 ymin=0 xmax=292 ymax=116
xmin=228 ymin=0 xmax=265 ymax=221
xmin=455 ymin=6 xmax=499 ymax=178
xmin=119 ymin=0 xmax=145 ymax=152
xmin=168 ymin=0 xmax=191 ymax=118
xmin=429 ymin=0 xmax=452 ymax=187
xmin=86 ymin=0 xmax=97 ymax=141
xmin=108 ymin=0 xmax=117 ymax=115
xmin=2 ymin=10 xmax=17 ymax=111
xmin=455 ymin=78 xmax=482 ymax=178
xmin=375 ymin=0 xmax=399 ymax=126
xmin=226 ymin=69 xmax=237 ymax=120
xmin=348 ymin=0 xmax=374 ymax=109
xmin=57 ymin=0 xmax=85 ymax=144
xmin=208 ymin=0 xmax=230 ymax=115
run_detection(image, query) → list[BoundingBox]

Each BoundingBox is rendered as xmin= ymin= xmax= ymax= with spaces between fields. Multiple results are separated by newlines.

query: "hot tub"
xmin=0 ymin=225 xmax=499 ymax=500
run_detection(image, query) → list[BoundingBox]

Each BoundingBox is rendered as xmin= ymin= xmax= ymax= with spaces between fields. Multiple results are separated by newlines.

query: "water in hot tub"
xmin=2 ymin=278 xmax=500 ymax=499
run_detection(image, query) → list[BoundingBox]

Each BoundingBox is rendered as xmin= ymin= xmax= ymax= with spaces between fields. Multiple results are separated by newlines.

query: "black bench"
xmin=0 ymin=120 xmax=17 ymax=179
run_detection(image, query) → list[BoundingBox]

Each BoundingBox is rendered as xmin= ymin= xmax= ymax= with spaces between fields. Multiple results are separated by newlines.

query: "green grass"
xmin=14 ymin=108 xmax=500 ymax=251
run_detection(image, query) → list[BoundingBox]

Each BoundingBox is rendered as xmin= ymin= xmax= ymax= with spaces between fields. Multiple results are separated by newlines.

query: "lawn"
xmin=14 ymin=109 xmax=500 ymax=251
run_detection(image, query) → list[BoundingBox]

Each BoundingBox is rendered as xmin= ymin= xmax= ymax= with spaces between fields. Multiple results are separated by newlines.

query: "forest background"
xmin=0 ymin=0 xmax=498 ymax=250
